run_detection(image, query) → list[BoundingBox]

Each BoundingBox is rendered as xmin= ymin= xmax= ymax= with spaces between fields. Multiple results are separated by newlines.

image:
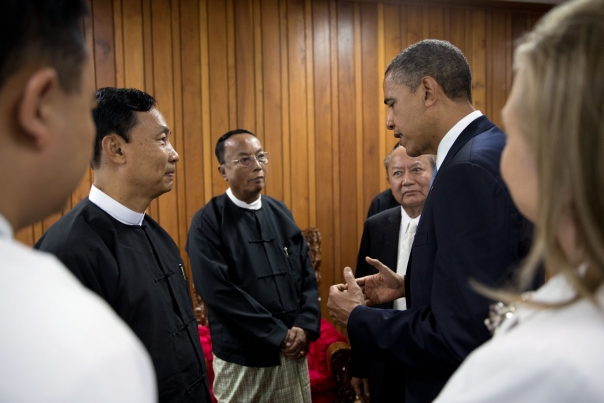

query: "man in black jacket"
xmin=36 ymin=88 xmax=211 ymax=403
xmin=187 ymin=129 xmax=321 ymax=403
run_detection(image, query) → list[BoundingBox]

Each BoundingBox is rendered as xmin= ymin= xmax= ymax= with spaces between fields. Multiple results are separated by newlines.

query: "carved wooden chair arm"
xmin=327 ymin=341 xmax=356 ymax=403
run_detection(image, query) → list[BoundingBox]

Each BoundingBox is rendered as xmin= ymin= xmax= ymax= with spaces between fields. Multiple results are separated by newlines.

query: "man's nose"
xmin=402 ymin=171 xmax=414 ymax=185
xmin=386 ymin=110 xmax=395 ymax=130
xmin=168 ymin=143 xmax=179 ymax=162
xmin=252 ymin=156 xmax=263 ymax=170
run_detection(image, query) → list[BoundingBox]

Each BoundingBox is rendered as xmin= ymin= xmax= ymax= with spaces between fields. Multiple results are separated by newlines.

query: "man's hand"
xmin=327 ymin=267 xmax=366 ymax=327
xmin=281 ymin=327 xmax=308 ymax=359
xmin=357 ymin=257 xmax=405 ymax=305
xmin=351 ymin=377 xmax=370 ymax=403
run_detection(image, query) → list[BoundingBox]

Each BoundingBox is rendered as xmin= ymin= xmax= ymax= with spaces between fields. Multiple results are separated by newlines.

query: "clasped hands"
xmin=281 ymin=326 xmax=309 ymax=359
xmin=327 ymin=257 xmax=405 ymax=327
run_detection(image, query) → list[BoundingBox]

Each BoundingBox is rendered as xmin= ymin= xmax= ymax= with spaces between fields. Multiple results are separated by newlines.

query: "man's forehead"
xmin=383 ymin=72 xmax=401 ymax=89
xmin=389 ymin=154 xmax=425 ymax=169
xmin=224 ymin=134 xmax=263 ymax=154
xmin=134 ymin=108 xmax=170 ymax=135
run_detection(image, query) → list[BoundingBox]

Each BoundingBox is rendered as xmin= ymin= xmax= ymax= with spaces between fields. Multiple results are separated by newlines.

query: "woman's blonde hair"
xmin=483 ymin=0 xmax=604 ymax=304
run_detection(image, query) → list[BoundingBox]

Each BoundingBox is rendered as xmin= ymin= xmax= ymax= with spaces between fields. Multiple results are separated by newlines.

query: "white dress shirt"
xmin=0 ymin=212 xmax=156 ymax=402
xmin=436 ymin=110 xmax=483 ymax=170
xmin=435 ymin=274 xmax=604 ymax=403
xmin=393 ymin=208 xmax=420 ymax=311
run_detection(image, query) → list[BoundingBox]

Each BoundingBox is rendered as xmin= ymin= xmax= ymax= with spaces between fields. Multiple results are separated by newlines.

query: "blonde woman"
xmin=434 ymin=0 xmax=604 ymax=401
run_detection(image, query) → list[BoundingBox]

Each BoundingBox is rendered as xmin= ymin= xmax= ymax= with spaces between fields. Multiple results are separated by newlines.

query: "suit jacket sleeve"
xmin=35 ymin=221 xmax=121 ymax=306
xmin=349 ymin=162 xmax=521 ymax=371
xmin=187 ymin=211 xmax=289 ymax=351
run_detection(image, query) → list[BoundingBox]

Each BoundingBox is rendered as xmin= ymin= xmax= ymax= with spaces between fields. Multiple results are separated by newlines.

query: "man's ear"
xmin=101 ymin=134 xmax=127 ymax=165
xmin=218 ymin=165 xmax=228 ymax=182
xmin=17 ymin=67 xmax=60 ymax=149
xmin=421 ymin=76 xmax=438 ymax=107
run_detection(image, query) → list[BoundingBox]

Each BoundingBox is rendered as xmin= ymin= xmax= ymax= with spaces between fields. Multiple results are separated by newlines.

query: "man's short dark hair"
xmin=92 ymin=87 xmax=157 ymax=168
xmin=386 ymin=39 xmax=473 ymax=104
xmin=215 ymin=129 xmax=256 ymax=164
xmin=0 ymin=0 xmax=88 ymax=94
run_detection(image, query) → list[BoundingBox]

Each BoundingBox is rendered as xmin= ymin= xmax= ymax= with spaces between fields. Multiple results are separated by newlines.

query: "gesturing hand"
xmin=356 ymin=257 xmax=405 ymax=305
xmin=327 ymin=267 xmax=366 ymax=327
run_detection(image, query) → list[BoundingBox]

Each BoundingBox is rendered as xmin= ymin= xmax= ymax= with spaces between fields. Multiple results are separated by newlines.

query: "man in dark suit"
xmin=354 ymin=145 xmax=434 ymax=403
xmin=327 ymin=39 xmax=534 ymax=403
xmin=366 ymin=188 xmax=399 ymax=218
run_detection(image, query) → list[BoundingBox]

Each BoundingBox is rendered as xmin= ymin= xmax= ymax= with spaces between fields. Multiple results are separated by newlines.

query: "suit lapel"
xmin=383 ymin=209 xmax=402 ymax=271
xmin=439 ymin=115 xmax=495 ymax=172
xmin=409 ymin=116 xmax=495 ymax=305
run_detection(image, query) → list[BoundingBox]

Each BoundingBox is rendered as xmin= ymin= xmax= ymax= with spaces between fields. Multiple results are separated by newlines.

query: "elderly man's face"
xmin=387 ymin=146 xmax=433 ymax=215
xmin=219 ymin=134 xmax=268 ymax=203
xmin=122 ymin=108 xmax=179 ymax=200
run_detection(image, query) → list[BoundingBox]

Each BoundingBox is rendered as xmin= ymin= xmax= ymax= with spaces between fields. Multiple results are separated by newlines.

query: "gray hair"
xmin=385 ymin=39 xmax=472 ymax=104
xmin=383 ymin=144 xmax=436 ymax=175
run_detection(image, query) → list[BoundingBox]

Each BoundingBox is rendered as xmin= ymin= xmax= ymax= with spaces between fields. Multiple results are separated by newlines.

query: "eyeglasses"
xmin=229 ymin=152 xmax=270 ymax=167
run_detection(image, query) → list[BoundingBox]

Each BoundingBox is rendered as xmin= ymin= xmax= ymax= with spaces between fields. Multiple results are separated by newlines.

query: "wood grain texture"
xmin=19 ymin=0 xmax=545 ymax=327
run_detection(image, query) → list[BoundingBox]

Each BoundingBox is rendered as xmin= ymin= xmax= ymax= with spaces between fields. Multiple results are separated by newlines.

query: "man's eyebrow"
xmin=235 ymin=148 xmax=264 ymax=157
xmin=384 ymin=97 xmax=395 ymax=105
xmin=154 ymin=126 xmax=171 ymax=136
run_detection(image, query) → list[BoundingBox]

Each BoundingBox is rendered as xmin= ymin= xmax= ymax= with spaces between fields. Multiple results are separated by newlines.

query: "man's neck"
xmin=403 ymin=205 xmax=422 ymax=219
xmin=430 ymin=102 xmax=476 ymax=152
xmin=93 ymin=174 xmax=151 ymax=214
xmin=231 ymin=190 xmax=261 ymax=205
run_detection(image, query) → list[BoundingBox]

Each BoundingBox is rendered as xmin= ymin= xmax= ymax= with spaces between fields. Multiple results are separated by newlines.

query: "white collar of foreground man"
xmin=226 ymin=188 xmax=262 ymax=210
xmin=436 ymin=110 xmax=483 ymax=170
xmin=89 ymin=185 xmax=145 ymax=226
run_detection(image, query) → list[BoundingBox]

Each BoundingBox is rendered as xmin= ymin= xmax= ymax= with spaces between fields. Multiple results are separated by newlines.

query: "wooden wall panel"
xmin=337 ymin=2 xmax=359 ymax=274
xmin=360 ymin=3 xmax=379 ymax=233
xmin=16 ymin=0 xmax=548 ymax=326
xmin=288 ymin=0 xmax=311 ymax=229
xmin=261 ymin=0 xmax=285 ymax=201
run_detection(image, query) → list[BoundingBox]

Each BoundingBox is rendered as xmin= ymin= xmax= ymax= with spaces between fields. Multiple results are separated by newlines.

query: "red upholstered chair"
xmin=191 ymin=227 xmax=356 ymax=403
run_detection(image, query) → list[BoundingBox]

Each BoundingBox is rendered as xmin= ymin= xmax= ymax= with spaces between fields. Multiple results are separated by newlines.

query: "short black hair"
xmin=386 ymin=39 xmax=473 ymax=104
xmin=0 ymin=0 xmax=88 ymax=94
xmin=215 ymin=129 xmax=256 ymax=164
xmin=91 ymin=87 xmax=157 ymax=168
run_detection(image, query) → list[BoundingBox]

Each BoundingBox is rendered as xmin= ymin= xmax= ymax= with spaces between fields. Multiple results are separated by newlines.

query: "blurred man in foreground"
xmin=0 ymin=1 xmax=155 ymax=401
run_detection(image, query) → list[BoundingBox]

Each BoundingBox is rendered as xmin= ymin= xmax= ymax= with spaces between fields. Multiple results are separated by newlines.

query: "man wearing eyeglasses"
xmin=187 ymin=129 xmax=321 ymax=403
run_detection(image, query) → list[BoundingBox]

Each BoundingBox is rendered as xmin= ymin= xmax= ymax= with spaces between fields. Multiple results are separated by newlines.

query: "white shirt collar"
xmin=226 ymin=188 xmax=262 ymax=210
xmin=436 ymin=110 xmax=483 ymax=170
xmin=400 ymin=206 xmax=412 ymax=235
xmin=89 ymin=185 xmax=145 ymax=226
xmin=398 ymin=207 xmax=420 ymax=241
xmin=0 ymin=212 xmax=14 ymax=239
